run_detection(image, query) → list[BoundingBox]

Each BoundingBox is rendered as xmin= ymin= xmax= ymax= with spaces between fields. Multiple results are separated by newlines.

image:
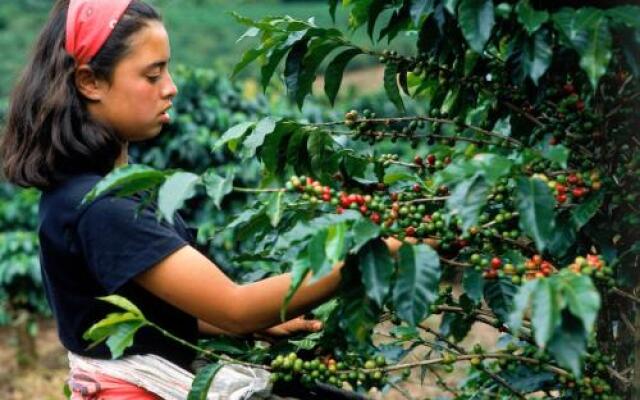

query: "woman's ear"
xmin=74 ymin=65 xmax=105 ymax=101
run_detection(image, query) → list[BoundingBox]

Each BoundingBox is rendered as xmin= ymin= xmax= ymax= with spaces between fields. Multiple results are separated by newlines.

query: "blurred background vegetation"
xmin=0 ymin=0 xmax=415 ymax=98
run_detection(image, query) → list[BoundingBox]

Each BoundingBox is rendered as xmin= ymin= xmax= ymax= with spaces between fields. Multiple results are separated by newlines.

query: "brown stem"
xmin=610 ymin=287 xmax=640 ymax=305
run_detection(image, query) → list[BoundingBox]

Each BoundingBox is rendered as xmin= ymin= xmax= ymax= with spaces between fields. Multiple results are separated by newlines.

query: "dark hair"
xmin=0 ymin=0 xmax=161 ymax=191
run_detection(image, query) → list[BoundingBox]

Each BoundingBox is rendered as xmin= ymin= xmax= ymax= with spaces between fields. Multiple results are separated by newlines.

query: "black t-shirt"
xmin=38 ymin=172 xmax=198 ymax=370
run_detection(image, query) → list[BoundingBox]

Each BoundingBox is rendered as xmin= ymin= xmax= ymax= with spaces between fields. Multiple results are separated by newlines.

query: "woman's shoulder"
xmin=39 ymin=173 xmax=104 ymax=217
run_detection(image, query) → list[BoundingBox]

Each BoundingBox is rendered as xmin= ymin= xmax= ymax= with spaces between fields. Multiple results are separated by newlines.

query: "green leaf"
xmin=462 ymin=268 xmax=485 ymax=304
xmin=97 ymin=295 xmax=144 ymax=317
xmin=242 ymin=117 xmax=277 ymax=159
xmin=307 ymin=229 xmax=334 ymax=283
xmin=262 ymin=122 xmax=298 ymax=176
xmin=547 ymin=312 xmax=587 ymax=377
xmin=338 ymin=271 xmax=378 ymax=349
xmin=606 ymin=6 xmax=640 ymax=29
xmin=281 ymin=255 xmax=311 ymax=321
xmin=158 ymin=172 xmax=200 ymax=224
xmin=446 ymin=174 xmax=489 ymax=231
xmin=443 ymin=0 xmax=459 ymax=15
xmin=458 ymin=0 xmax=495 ymax=53
xmin=384 ymin=63 xmax=405 ymax=112
xmin=213 ymin=121 xmax=254 ymax=152
xmin=522 ymin=28 xmax=552 ymax=84
xmin=203 ymin=169 xmax=235 ymax=209
xmin=266 ymin=191 xmax=285 ymax=227
xmin=571 ymin=191 xmax=603 ymax=230
xmin=106 ymin=320 xmax=146 ymax=359
xmin=232 ymin=47 xmax=266 ymax=78
xmin=393 ymin=244 xmax=442 ymax=325
xmin=579 ymin=14 xmax=612 ymax=90
xmin=410 ymin=0 xmax=435 ymax=26
xmin=367 ymin=0 xmax=387 ymax=39
xmin=516 ymin=177 xmax=556 ymax=252
xmin=289 ymin=332 xmax=324 ymax=351
xmin=558 ymin=273 xmax=600 ymax=336
xmin=329 ymin=0 xmax=338 ymax=22
xmin=484 ymin=278 xmax=518 ymax=323
xmin=508 ymin=278 xmax=538 ymax=335
xmin=440 ymin=311 xmax=474 ymax=342
xmin=324 ymin=48 xmax=363 ymax=105
xmin=531 ymin=278 xmax=561 ymax=348
xmin=307 ymin=131 xmax=339 ymax=181
xmin=187 ymin=363 xmax=223 ymax=400
xmin=541 ymin=144 xmax=569 ymax=168
xmin=296 ymin=40 xmax=343 ymax=108
xmin=350 ymin=218 xmax=381 ymax=254
xmin=286 ymin=130 xmax=311 ymax=175
xmin=261 ymin=46 xmax=290 ymax=92
xmin=553 ymin=8 xmax=612 ymax=89
xmin=82 ymin=165 xmax=167 ymax=205
xmin=82 ymin=312 xmax=145 ymax=343
xmin=325 ymin=222 xmax=347 ymax=262
xmin=516 ymin=0 xmax=549 ymax=34
xmin=359 ymin=239 xmax=393 ymax=308
xmin=284 ymin=38 xmax=309 ymax=108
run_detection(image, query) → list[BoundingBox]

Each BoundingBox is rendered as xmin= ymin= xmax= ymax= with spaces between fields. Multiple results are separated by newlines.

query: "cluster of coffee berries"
xmin=378 ymin=153 xmax=399 ymax=167
xmin=412 ymin=153 xmax=450 ymax=170
xmin=568 ymin=255 xmax=615 ymax=285
xmin=285 ymin=176 xmax=334 ymax=204
xmin=523 ymin=255 xmax=555 ymax=279
xmin=269 ymin=352 xmax=388 ymax=390
xmin=531 ymin=171 xmax=601 ymax=204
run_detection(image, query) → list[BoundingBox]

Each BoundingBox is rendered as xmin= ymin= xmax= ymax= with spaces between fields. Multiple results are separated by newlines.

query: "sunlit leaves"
xmin=458 ymin=0 xmax=495 ymax=53
xmin=516 ymin=177 xmax=556 ymax=252
xmin=393 ymin=244 xmax=441 ymax=325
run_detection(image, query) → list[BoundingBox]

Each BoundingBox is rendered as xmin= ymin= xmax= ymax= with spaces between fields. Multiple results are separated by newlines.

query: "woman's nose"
xmin=163 ymin=73 xmax=178 ymax=99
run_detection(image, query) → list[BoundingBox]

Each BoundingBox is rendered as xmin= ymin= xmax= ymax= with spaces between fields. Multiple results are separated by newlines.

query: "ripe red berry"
xmin=413 ymin=184 xmax=421 ymax=193
xmin=359 ymin=205 xmax=368 ymax=214
xmin=322 ymin=193 xmax=331 ymax=202
xmin=556 ymin=183 xmax=567 ymax=194
xmin=563 ymin=83 xmax=575 ymax=94
xmin=405 ymin=226 xmax=416 ymax=237
xmin=576 ymin=100 xmax=585 ymax=111
xmin=370 ymin=212 xmax=381 ymax=224
xmin=556 ymin=194 xmax=567 ymax=203
xmin=491 ymin=257 xmax=502 ymax=270
xmin=427 ymin=154 xmax=436 ymax=166
xmin=341 ymin=198 xmax=350 ymax=208
xmin=568 ymin=174 xmax=578 ymax=184
xmin=572 ymin=187 xmax=585 ymax=198
xmin=391 ymin=192 xmax=399 ymax=201
xmin=413 ymin=156 xmax=423 ymax=166
xmin=336 ymin=206 xmax=344 ymax=214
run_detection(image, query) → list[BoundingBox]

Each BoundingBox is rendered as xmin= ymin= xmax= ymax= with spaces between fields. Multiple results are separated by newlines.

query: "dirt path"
xmin=0 ymin=318 xmax=68 ymax=400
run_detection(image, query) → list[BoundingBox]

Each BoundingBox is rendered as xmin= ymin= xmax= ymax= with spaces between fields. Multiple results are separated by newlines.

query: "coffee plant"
xmin=85 ymin=0 xmax=640 ymax=398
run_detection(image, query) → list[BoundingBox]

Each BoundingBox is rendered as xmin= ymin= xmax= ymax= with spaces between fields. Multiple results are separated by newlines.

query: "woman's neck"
xmin=115 ymin=142 xmax=129 ymax=167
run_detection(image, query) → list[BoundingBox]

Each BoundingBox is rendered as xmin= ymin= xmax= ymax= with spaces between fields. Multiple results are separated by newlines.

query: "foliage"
xmin=0 ymin=184 xmax=47 ymax=325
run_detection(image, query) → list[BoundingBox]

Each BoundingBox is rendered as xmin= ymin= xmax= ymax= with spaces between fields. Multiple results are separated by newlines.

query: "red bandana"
xmin=65 ymin=0 xmax=132 ymax=65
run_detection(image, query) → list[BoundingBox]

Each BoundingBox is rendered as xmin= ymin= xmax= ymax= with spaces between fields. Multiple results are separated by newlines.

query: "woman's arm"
xmin=134 ymin=245 xmax=343 ymax=335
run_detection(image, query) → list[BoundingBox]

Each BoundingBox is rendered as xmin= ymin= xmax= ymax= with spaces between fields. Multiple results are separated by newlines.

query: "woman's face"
xmin=89 ymin=20 xmax=177 ymax=142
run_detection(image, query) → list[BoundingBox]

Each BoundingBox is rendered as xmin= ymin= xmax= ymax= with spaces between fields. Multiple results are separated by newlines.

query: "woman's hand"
xmin=383 ymin=236 xmax=439 ymax=257
xmin=259 ymin=316 xmax=323 ymax=338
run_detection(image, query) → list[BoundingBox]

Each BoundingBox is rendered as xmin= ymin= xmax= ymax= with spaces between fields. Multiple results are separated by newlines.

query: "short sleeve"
xmin=75 ymin=195 xmax=189 ymax=293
